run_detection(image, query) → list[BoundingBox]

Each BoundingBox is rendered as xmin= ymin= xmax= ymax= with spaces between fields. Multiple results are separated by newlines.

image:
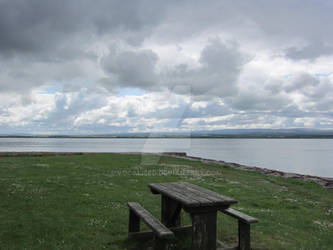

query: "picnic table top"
xmin=149 ymin=182 xmax=237 ymax=208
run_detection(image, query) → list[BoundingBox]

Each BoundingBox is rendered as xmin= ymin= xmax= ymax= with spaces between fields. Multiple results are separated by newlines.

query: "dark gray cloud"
xmin=0 ymin=0 xmax=167 ymax=57
xmin=282 ymin=73 xmax=333 ymax=102
xmin=0 ymin=0 xmax=171 ymax=96
xmin=0 ymin=0 xmax=86 ymax=56
xmin=1 ymin=0 xmax=332 ymax=58
xmin=236 ymin=1 xmax=333 ymax=42
xmin=2 ymin=0 xmax=331 ymax=60
xmin=285 ymin=41 xmax=333 ymax=60
xmin=283 ymin=73 xmax=320 ymax=93
xmin=230 ymin=90 xmax=291 ymax=112
xmin=101 ymin=49 xmax=158 ymax=90
xmin=165 ymin=40 xmax=246 ymax=98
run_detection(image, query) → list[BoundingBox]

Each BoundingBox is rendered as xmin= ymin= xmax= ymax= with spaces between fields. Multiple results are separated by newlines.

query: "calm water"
xmin=0 ymin=138 xmax=332 ymax=177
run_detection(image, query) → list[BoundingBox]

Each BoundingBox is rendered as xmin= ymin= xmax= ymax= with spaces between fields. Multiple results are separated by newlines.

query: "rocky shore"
xmin=163 ymin=152 xmax=333 ymax=189
xmin=1 ymin=151 xmax=332 ymax=189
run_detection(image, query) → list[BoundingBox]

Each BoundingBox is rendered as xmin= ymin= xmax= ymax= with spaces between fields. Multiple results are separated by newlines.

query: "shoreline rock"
xmin=162 ymin=152 xmax=333 ymax=189
xmin=1 ymin=151 xmax=332 ymax=189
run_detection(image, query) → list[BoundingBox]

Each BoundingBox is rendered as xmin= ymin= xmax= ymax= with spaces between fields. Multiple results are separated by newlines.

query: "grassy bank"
xmin=0 ymin=153 xmax=332 ymax=249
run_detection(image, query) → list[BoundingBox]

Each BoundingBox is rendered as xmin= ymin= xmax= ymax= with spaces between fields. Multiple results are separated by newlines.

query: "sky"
xmin=0 ymin=0 xmax=333 ymax=134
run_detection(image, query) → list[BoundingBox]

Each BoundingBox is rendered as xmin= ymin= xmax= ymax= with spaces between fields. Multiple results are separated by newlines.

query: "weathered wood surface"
xmin=150 ymin=183 xmax=197 ymax=206
xmin=182 ymin=182 xmax=237 ymax=204
xmin=161 ymin=196 xmax=181 ymax=227
xmin=222 ymin=208 xmax=258 ymax=224
xmin=127 ymin=202 xmax=175 ymax=239
xmin=128 ymin=208 xmax=140 ymax=233
xmin=149 ymin=182 xmax=238 ymax=250
xmin=238 ymin=221 xmax=251 ymax=250
xmin=191 ymin=211 xmax=217 ymax=250
xmin=128 ymin=225 xmax=192 ymax=240
xmin=219 ymin=208 xmax=258 ymax=250
xmin=154 ymin=237 xmax=171 ymax=250
xmin=149 ymin=182 xmax=237 ymax=208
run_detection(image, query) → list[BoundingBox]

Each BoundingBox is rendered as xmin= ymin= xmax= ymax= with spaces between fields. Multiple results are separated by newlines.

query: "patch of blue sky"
xmin=284 ymin=73 xmax=331 ymax=79
xmin=38 ymin=79 xmax=97 ymax=94
xmin=39 ymin=82 xmax=64 ymax=94
xmin=69 ymin=79 xmax=96 ymax=89
xmin=116 ymin=87 xmax=145 ymax=97
xmin=314 ymin=73 xmax=331 ymax=77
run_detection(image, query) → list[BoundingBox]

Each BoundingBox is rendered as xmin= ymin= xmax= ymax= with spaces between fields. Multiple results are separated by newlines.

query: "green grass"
xmin=0 ymin=153 xmax=332 ymax=249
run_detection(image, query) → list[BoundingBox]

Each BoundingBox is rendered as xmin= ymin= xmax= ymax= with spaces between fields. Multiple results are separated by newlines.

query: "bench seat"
xmin=220 ymin=208 xmax=258 ymax=250
xmin=223 ymin=208 xmax=258 ymax=224
xmin=127 ymin=202 xmax=175 ymax=250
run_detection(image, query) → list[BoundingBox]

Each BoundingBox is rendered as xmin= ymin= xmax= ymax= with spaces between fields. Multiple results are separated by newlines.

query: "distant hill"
xmin=190 ymin=128 xmax=333 ymax=138
xmin=1 ymin=128 xmax=333 ymax=138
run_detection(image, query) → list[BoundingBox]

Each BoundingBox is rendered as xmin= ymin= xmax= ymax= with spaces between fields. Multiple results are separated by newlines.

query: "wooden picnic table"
xmin=149 ymin=182 xmax=237 ymax=250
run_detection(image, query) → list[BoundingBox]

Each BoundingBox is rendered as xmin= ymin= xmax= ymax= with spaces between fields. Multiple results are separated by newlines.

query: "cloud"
xmin=101 ymin=39 xmax=246 ymax=98
xmin=164 ymin=40 xmax=246 ymax=98
xmin=234 ymin=1 xmax=333 ymax=45
xmin=285 ymin=41 xmax=333 ymax=60
xmin=230 ymin=90 xmax=291 ymax=112
xmin=1 ymin=0 xmax=333 ymax=133
xmin=0 ymin=87 xmax=109 ymax=133
xmin=101 ymin=49 xmax=159 ymax=90
xmin=0 ymin=0 xmax=167 ymax=56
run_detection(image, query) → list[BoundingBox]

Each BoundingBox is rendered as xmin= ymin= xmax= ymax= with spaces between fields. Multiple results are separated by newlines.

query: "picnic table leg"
xmin=161 ymin=195 xmax=181 ymax=227
xmin=191 ymin=211 xmax=217 ymax=250
xmin=128 ymin=209 xmax=140 ymax=234
xmin=154 ymin=236 xmax=171 ymax=250
xmin=239 ymin=220 xmax=251 ymax=250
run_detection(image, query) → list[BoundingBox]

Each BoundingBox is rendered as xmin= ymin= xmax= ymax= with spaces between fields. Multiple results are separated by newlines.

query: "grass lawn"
xmin=0 ymin=153 xmax=332 ymax=249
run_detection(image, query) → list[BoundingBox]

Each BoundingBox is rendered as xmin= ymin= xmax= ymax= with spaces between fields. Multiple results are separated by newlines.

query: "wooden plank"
xmin=150 ymin=182 xmax=237 ymax=207
xmin=128 ymin=225 xmax=192 ymax=240
xmin=183 ymin=182 xmax=237 ymax=205
xmin=159 ymin=183 xmax=212 ymax=205
xmin=173 ymin=182 xmax=227 ymax=206
xmin=222 ymin=208 xmax=258 ymax=224
xmin=151 ymin=182 xmax=223 ymax=207
xmin=149 ymin=183 xmax=200 ymax=207
xmin=127 ymin=202 xmax=175 ymax=239
xmin=172 ymin=182 xmax=217 ymax=204
xmin=150 ymin=183 xmax=197 ymax=206
xmin=128 ymin=230 xmax=154 ymax=240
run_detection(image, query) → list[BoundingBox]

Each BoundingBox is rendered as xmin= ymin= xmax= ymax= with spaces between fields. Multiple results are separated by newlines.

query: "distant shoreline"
xmin=1 ymin=135 xmax=333 ymax=139
xmin=2 ymin=128 xmax=333 ymax=139
xmin=0 ymin=151 xmax=332 ymax=189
